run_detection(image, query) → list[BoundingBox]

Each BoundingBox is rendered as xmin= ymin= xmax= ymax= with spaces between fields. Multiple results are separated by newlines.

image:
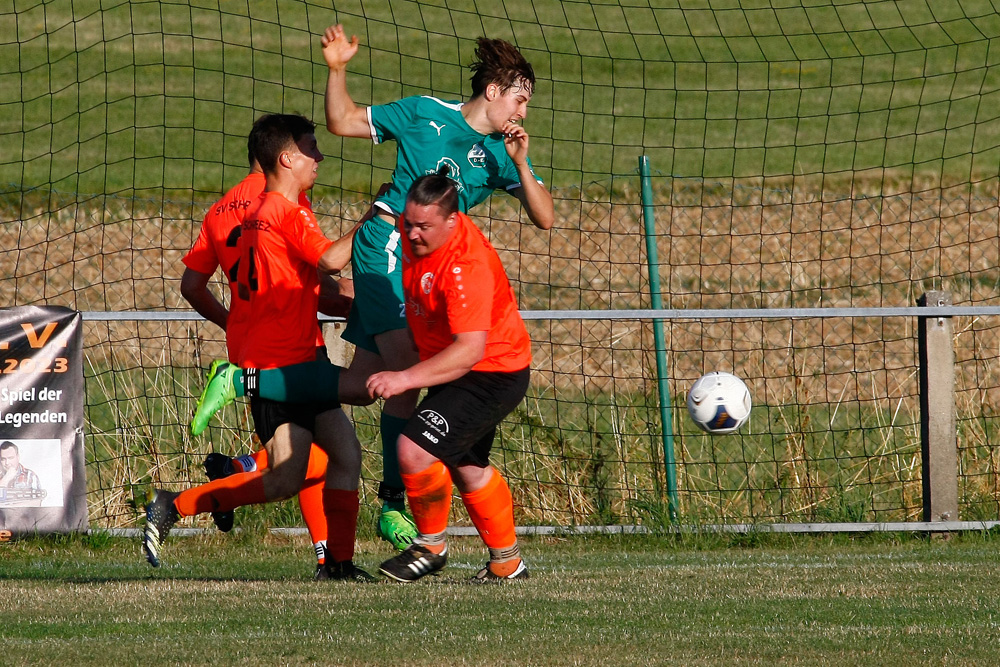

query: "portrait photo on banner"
xmin=0 ymin=438 xmax=64 ymax=508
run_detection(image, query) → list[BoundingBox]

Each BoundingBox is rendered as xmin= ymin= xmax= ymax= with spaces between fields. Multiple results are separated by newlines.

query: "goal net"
xmin=3 ymin=0 xmax=1000 ymax=529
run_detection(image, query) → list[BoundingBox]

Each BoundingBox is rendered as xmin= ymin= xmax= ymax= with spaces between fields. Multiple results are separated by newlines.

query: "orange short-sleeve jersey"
xmin=182 ymin=173 xmax=266 ymax=361
xmin=236 ymin=191 xmax=333 ymax=368
xmin=182 ymin=173 xmax=312 ymax=362
xmin=400 ymin=212 xmax=531 ymax=373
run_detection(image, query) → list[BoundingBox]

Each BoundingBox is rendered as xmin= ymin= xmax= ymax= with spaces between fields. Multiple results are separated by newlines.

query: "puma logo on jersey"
xmin=429 ymin=121 xmax=446 ymax=135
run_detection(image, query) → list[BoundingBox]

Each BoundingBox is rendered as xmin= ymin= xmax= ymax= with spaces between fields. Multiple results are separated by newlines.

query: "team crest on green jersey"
xmin=428 ymin=158 xmax=464 ymax=191
xmin=467 ymin=143 xmax=487 ymax=168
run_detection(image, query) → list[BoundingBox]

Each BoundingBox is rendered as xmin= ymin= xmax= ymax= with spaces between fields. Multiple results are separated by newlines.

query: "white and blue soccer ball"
xmin=686 ymin=371 xmax=752 ymax=434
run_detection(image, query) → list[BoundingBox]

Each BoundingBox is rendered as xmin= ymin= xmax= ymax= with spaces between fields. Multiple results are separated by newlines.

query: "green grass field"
xmin=4 ymin=531 xmax=1000 ymax=666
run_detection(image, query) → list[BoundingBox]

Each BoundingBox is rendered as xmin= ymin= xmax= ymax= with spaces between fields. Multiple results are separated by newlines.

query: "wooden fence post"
xmin=917 ymin=291 xmax=958 ymax=522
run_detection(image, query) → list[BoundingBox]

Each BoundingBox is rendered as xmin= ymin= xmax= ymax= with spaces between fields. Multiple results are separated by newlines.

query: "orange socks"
xmin=401 ymin=462 xmax=453 ymax=548
xmin=174 ymin=471 xmax=266 ymax=517
xmin=398 ymin=462 xmax=522 ymax=575
xmin=322 ymin=488 xmax=359 ymax=563
xmin=298 ymin=480 xmax=327 ymax=563
xmin=298 ymin=447 xmax=330 ymax=563
xmin=227 ymin=447 xmax=329 ymax=565
xmin=304 ymin=445 xmax=329 ymax=485
xmin=249 ymin=449 xmax=268 ymax=470
xmin=461 ymin=468 xmax=521 ymax=575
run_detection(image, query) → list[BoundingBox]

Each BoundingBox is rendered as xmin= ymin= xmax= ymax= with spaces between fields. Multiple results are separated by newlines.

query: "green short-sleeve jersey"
xmin=367 ymin=95 xmax=542 ymax=215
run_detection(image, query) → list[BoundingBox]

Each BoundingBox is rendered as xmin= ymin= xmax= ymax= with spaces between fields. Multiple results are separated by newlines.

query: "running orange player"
xmin=145 ymin=113 xmax=371 ymax=581
xmin=180 ymin=135 xmax=348 ymax=578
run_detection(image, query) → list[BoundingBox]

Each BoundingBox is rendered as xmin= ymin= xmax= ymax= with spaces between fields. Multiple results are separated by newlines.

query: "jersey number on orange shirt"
xmin=237 ymin=245 xmax=260 ymax=301
xmin=224 ymin=226 xmax=243 ymax=283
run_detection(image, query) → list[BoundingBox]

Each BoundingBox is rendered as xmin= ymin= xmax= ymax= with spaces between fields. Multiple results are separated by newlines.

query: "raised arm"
xmin=321 ymin=24 xmax=374 ymax=139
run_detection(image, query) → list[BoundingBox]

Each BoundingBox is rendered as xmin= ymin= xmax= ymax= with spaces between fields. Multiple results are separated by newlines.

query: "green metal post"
xmin=639 ymin=156 xmax=678 ymax=520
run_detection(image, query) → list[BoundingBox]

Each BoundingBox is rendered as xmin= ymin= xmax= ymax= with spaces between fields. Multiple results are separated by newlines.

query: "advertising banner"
xmin=0 ymin=306 xmax=87 ymax=537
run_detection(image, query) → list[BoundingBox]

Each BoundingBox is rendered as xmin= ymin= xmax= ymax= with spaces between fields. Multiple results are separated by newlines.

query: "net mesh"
xmin=3 ymin=0 xmax=1000 ymax=528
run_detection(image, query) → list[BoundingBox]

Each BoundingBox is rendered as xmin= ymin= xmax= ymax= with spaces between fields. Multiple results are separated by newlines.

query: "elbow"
xmin=179 ymin=276 xmax=203 ymax=306
xmin=324 ymin=112 xmax=342 ymax=135
xmin=180 ymin=268 xmax=211 ymax=302
xmin=531 ymin=211 xmax=555 ymax=231
xmin=318 ymin=256 xmax=346 ymax=275
xmin=465 ymin=346 xmax=487 ymax=372
xmin=325 ymin=117 xmax=355 ymax=138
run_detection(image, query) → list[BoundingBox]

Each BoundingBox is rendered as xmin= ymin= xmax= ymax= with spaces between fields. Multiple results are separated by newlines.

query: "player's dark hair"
xmin=248 ymin=113 xmax=317 ymax=174
xmin=407 ymin=173 xmax=459 ymax=215
xmin=0 ymin=441 xmax=17 ymax=454
xmin=469 ymin=37 xmax=535 ymax=98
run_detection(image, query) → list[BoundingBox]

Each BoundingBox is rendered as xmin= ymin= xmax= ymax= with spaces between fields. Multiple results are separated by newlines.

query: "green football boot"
xmin=190 ymin=360 xmax=238 ymax=436
xmin=377 ymin=507 xmax=417 ymax=551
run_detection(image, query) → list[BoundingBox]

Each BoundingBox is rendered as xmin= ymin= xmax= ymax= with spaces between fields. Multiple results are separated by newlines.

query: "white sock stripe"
xmin=244 ymin=368 xmax=259 ymax=392
xmin=234 ymin=454 xmax=257 ymax=472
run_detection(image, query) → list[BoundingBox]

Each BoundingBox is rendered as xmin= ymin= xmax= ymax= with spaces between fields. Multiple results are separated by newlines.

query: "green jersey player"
xmin=324 ymin=24 xmax=553 ymax=548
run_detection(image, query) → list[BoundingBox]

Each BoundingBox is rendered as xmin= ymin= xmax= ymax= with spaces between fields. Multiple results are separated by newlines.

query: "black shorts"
xmin=402 ymin=367 xmax=529 ymax=468
xmin=248 ymin=347 xmax=340 ymax=444
xmin=249 ymin=397 xmax=340 ymax=445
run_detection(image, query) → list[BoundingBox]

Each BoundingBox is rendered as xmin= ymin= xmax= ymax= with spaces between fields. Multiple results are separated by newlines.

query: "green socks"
xmin=380 ymin=413 xmax=409 ymax=502
xmin=253 ymin=360 xmax=341 ymax=402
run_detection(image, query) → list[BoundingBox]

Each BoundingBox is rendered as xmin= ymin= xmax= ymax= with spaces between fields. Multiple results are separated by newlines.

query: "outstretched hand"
xmin=321 ymin=24 xmax=359 ymax=70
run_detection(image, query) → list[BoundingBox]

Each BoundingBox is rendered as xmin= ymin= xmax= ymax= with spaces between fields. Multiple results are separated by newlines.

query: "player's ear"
xmin=485 ymin=83 xmax=498 ymax=101
xmin=279 ymin=151 xmax=292 ymax=169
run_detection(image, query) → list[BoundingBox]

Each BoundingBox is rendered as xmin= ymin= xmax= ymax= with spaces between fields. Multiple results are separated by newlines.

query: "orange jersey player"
xmin=368 ymin=173 xmax=531 ymax=583
xmin=146 ymin=114 xmax=371 ymax=581
xmin=180 ymin=149 xmax=343 ymax=578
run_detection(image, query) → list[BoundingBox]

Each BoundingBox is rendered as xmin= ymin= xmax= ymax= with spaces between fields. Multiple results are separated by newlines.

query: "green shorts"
xmin=342 ymin=215 xmax=406 ymax=353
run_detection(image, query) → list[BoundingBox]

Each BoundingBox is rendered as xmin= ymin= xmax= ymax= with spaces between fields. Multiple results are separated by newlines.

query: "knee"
xmin=341 ymin=385 xmax=376 ymax=407
xmin=337 ymin=372 xmax=377 ymax=406
xmin=324 ymin=439 xmax=362 ymax=474
xmin=397 ymin=436 xmax=435 ymax=475
xmin=263 ymin=475 xmax=298 ymax=502
xmin=264 ymin=463 xmax=307 ymax=500
xmin=452 ymin=465 xmax=492 ymax=494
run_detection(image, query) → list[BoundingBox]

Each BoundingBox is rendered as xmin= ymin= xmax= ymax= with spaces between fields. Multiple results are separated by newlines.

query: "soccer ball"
xmin=686 ymin=371 xmax=752 ymax=434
